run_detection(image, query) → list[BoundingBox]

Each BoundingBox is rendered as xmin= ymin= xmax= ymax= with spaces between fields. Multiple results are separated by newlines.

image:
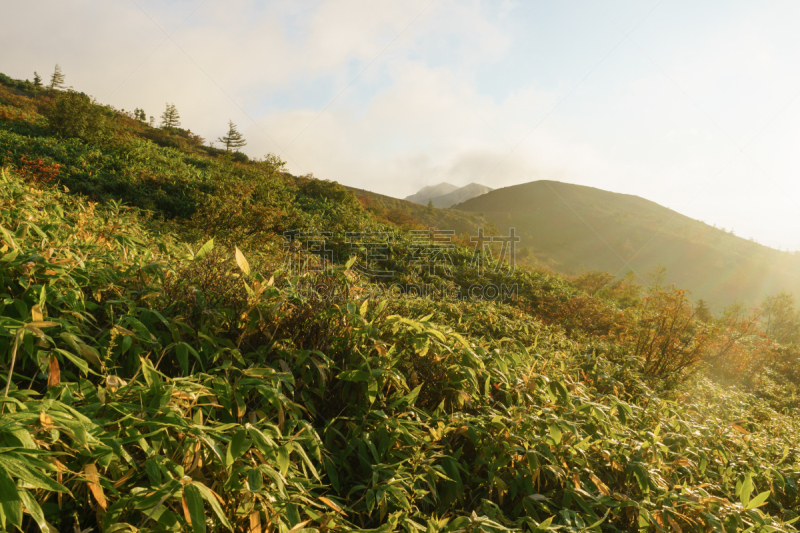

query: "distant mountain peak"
xmin=405 ymin=182 xmax=492 ymax=208
xmin=404 ymin=183 xmax=459 ymax=204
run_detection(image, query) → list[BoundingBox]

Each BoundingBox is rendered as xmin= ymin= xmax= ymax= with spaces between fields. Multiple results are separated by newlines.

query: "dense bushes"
xmin=1 ymin=167 xmax=799 ymax=533
xmin=47 ymin=90 xmax=114 ymax=143
xmin=1 ymin=71 xmax=800 ymax=532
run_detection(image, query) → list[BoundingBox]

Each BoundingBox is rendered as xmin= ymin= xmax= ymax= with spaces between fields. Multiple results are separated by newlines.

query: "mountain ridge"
xmin=403 ymin=182 xmax=459 ymax=204
xmin=405 ymin=181 xmax=492 ymax=208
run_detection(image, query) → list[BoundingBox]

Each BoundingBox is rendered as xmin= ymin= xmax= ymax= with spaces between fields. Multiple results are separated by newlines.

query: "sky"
xmin=5 ymin=0 xmax=800 ymax=249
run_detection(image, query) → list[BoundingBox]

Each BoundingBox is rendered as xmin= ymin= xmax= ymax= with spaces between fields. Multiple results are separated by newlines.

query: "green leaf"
xmin=19 ymin=489 xmax=50 ymax=533
xmin=192 ymin=482 xmax=232 ymax=531
xmin=145 ymin=459 xmax=162 ymax=487
xmin=56 ymin=348 xmax=89 ymax=376
xmin=195 ymin=239 xmax=214 ymax=261
xmin=226 ymin=429 xmax=249 ymax=466
xmin=368 ymin=379 xmax=378 ymax=405
xmin=0 ymin=457 xmax=69 ymax=493
xmin=740 ymin=474 xmax=753 ymax=508
xmin=338 ymin=370 xmax=370 ymax=382
xmin=176 ymin=343 xmax=189 ymax=375
xmin=0 ymin=468 xmax=19 ymax=502
xmin=548 ymin=381 xmax=568 ymax=404
xmin=247 ymin=469 xmax=263 ymax=492
xmin=0 ymin=498 xmax=21 ymax=530
xmin=141 ymin=357 xmax=161 ymax=390
xmin=183 ymin=483 xmax=206 ymax=533
xmin=324 ymin=456 xmax=340 ymax=493
xmin=745 ymin=490 xmax=770 ymax=510
xmin=547 ymin=423 xmax=562 ymax=444
xmin=0 ymin=467 xmax=21 ymax=530
xmin=276 ymin=445 xmax=290 ymax=476
xmin=389 ymin=385 xmax=422 ymax=408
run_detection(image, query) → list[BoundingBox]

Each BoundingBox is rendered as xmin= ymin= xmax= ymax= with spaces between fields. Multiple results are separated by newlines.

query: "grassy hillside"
xmin=347 ymin=186 xmax=492 ymax=238
xmin=1 ymin=71 xmax=800 ymax=533
xmin=454 ymin=180 xmax=800 ymax=309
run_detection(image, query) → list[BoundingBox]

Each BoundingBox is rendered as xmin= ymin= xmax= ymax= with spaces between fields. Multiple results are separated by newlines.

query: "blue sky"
xmin=5 ymin=0 xmax=800 ymax=249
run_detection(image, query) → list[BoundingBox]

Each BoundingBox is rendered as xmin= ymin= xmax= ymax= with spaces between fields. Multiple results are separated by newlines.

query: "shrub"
xmin=46 ymin=90 xmax=113 ymax=143
xmin=297 ymin=175 xmax=361 ymax=209
xmin=631 ymin=286 xmax=706 ymax=379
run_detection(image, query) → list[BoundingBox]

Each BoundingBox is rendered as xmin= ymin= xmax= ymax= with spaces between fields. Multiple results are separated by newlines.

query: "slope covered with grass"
xmin=454 ymin=180 xmax=800 ymax=310
xmin=0 ymin=73 xmax=799 ymax=533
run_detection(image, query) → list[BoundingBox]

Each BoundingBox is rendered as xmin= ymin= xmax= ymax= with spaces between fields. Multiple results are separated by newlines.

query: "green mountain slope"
xmin=454 ymin=180 xmax=800 ymax=309
xmin=347 ymin=185 xmax=489 ymax=235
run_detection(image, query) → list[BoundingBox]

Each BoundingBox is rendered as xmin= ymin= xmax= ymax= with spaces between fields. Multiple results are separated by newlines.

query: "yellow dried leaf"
xmin=249 ymin=511 xmax=262 ymax=533
xmin=235 ymin=246 xmax=251 ymax=276
xmin=47 ymin=355 xmax=60 ymax=389
xmin=106 ymin=375 xmax=126 ymax=393
xmin=39 ymin=411 xmax=53 ymax=429
xmin=113 ymin=325 xmax=136 ymax=336
xmin=287 ymin=520 xmax=310 ymax=533
xmin=590 ymin=474 xmax=611 ymax=496
xmin=27 ymin=321 xmax=60 ymax=328
xmin=112 ymin=468 xmax=135 ymax=489
xmin=31 ymin=304 xmax=43 ymax=322
xmin=139 ymin=292 xmax=161 ymax=300
xmin=84 ymin=463 xmax=108 ymax=510
xmin=181 ymin=495 xmax=192 ymax=524
xmin=319 ymin=496 xmax=346 ymax=515
xmin=453 ymin=426 xmax=470 ymax=438
xmin=731 ymin=424 xmax=748 ymax=434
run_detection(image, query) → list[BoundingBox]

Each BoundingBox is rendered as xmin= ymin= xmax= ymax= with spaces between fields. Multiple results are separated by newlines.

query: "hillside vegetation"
xmin=1 ymin=71 xmax=800 ymax=533
xmin=454 ymin=181 xmax=800 ymax=310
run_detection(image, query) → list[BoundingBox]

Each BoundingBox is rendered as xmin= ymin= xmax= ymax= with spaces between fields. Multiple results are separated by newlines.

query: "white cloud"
xmin=3 ymin=0 xmax=800 ymax=248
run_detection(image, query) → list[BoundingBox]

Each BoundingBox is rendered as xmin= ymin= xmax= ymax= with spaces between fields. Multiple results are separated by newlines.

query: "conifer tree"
xmin=216 ymin=120 xmax=247 ymax=151
xmin=694 ymin=299 xmax=713 ymax=323
xmin=160 ymin=103 xmax=181 ymax=129
xmin=33 ymin=72 xmax=42 ymax=87
xmin=49 ymin=64 xmax=65 ymax=89
xmin=427 ymin=199 xmax=434 ymax=213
